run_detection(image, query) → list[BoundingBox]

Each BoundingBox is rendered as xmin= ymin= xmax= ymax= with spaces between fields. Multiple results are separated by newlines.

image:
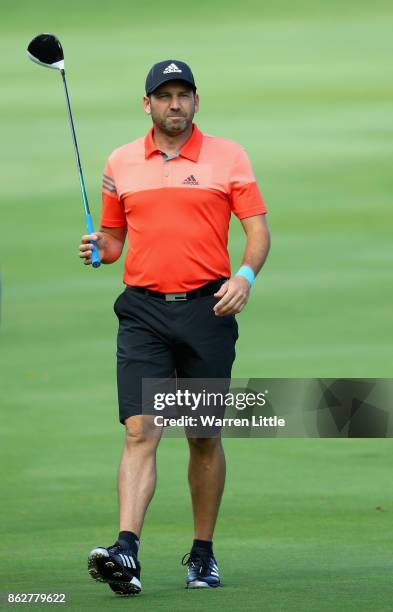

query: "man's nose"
xmin=170 ymin=96 xmax=181 ymax=108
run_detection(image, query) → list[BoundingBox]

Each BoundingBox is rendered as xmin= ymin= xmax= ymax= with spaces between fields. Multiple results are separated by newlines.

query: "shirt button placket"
xmin=161 ymin=152 xmax=170 ymax=182
xmin=161 ymin=151 xmax=179 ymax=184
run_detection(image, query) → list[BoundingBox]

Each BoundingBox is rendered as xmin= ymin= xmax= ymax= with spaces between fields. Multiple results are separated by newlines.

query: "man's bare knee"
xmin=124 ymin=415 xmax=161 ymax=448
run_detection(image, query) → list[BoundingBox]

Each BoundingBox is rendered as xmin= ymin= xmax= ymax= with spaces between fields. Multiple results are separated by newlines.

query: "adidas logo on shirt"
xmin=163 ymin=63 xmax=182 ymax=74
xmin=182 ymin=175 xmax=199 ymax=185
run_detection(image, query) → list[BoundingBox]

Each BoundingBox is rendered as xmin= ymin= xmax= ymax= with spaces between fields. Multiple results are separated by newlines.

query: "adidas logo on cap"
xmin=145 ymin=59 xmax=195 ymax=96
xmin=163 ymin=62 xmax=182 ymax=74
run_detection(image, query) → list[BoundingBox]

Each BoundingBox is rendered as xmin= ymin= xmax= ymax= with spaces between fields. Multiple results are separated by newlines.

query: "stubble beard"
xmin=153 ymin=112 xmax=193 ymax=136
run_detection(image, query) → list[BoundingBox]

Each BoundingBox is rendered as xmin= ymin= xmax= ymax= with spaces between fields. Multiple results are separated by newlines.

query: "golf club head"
xmin=27 ymin=33 xmax=64 ymax=70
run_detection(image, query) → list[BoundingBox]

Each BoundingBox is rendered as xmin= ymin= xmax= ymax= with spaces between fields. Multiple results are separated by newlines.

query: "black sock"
xmin=117 ymin=531 xmax=140 ymax=557
xmin=191 ymin=539 xmax=213 ymax=556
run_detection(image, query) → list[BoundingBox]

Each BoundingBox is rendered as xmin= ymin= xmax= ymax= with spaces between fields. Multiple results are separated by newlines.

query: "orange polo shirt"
xmin=101 ymin=123 xmax=267 ymax=292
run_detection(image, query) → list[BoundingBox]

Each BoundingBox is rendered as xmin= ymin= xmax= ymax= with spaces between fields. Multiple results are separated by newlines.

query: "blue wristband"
xmin=235 ymin=265 xmax=255 ymax=287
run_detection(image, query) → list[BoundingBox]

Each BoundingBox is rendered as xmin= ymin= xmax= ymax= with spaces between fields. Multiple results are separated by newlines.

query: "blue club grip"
xmin=85 ymin=212 xmax=101 ymax=268
xmin=91 ymin=241 xmax=101 ymax=268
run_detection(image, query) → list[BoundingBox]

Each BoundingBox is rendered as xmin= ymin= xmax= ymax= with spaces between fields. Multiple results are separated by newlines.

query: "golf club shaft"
xmin=60 ymin=69 xmax=101 ymax=268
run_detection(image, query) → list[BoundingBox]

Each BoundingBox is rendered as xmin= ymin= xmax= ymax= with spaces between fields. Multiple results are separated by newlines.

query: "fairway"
xmin=1 ymin=0 xmax=393 ymax=610
xmin=1 ymin=437 xmax=392 ymax=610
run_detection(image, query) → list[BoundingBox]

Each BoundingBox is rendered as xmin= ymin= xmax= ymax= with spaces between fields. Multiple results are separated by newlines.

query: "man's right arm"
xmin=79 ymin=226 xmax=127 ymax=265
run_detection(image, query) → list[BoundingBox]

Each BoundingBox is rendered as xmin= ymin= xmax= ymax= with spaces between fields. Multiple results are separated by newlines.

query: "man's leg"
xmin=174 ymin=292 xmax=237 ymax=586
xmin=187 ymin=436 xmax=226 ymax=541
xmin=118 ymin=415 xmax=162 ymax=536
xmin=88 ymin=289 xmax=174 ymax=594
xmin=87 ymin=415 xmax=161 ymax=595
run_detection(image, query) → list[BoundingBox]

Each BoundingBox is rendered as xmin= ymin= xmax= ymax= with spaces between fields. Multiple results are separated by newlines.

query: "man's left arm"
xmin=214 ymin=214 xmax=270 ymax=316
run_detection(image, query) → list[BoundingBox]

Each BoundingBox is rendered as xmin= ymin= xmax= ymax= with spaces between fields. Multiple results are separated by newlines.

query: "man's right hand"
xmin=79 ymin=233 xmax=105 ymax=265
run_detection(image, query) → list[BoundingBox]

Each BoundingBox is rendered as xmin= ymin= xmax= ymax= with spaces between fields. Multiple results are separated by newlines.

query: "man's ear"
xmin=194 ymin=93 xmax=200 ymax=114
xmin=143 ymin=95 xmax=151 ymax=115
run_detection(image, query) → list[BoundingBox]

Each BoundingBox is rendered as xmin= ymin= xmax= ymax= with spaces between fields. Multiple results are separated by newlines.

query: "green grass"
xmin=1 ymin=1 xmax=393 ymax=610
xmin=1 ymin=437 xmax=392 ymax=610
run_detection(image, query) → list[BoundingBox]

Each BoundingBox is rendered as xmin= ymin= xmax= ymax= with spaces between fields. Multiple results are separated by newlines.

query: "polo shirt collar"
xmin=144 ymin=123 xmax=203 ymax=162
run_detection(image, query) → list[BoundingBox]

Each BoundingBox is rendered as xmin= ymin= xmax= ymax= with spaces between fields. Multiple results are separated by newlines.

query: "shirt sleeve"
xmin=229 ymin=147 xmax=267 ymax=219
xmin=100 ymin=158 xmax=127 ymax=227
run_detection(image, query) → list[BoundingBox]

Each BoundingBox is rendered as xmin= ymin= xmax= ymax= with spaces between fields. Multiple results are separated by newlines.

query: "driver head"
xmin=27 ymin=33 xmax=64 ymax=70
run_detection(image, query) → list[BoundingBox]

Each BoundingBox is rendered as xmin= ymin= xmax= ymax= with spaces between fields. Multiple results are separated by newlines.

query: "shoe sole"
xmin=186 ymin=580 xmax=221 ymax=588
xmin=87 ymin=548 xmax=141 ymax=595
xmin=108 ymin=581 xmax=141 ymax=596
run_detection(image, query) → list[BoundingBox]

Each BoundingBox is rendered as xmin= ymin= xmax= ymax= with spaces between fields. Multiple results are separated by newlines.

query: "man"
xmin=80 ymin=59 xmax=270 ymax=596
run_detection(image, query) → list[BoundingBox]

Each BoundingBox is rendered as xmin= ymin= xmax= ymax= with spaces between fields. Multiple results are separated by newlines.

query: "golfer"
xmin=80 ymin=59 xmax=270 ymax=596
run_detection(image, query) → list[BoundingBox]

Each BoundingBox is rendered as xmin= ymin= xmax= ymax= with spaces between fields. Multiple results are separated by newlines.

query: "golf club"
xmin=27 ymin=33 xmax=101 ymax=268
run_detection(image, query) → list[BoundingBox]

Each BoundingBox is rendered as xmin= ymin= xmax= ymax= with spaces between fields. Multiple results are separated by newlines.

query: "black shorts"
xmin=114 ymin=281 xmax=239 ymax=424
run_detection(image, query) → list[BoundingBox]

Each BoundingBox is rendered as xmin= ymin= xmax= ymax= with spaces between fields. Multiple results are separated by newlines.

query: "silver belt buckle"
xmin=165 ymin=292 xmax=187 ymax=302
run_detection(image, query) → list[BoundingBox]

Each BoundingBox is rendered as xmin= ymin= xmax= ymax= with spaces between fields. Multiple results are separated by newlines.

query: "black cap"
xmin=145 ymin=60 xmax=196 ymax=95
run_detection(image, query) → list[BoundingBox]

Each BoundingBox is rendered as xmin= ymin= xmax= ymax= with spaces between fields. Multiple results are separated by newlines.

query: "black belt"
xmin=126 ymin=278 xmax=227 ymax=301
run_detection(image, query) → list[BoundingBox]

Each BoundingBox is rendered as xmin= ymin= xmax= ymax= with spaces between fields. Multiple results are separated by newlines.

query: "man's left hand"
xmin=213 ymin=276 xmax=251 ymax=316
